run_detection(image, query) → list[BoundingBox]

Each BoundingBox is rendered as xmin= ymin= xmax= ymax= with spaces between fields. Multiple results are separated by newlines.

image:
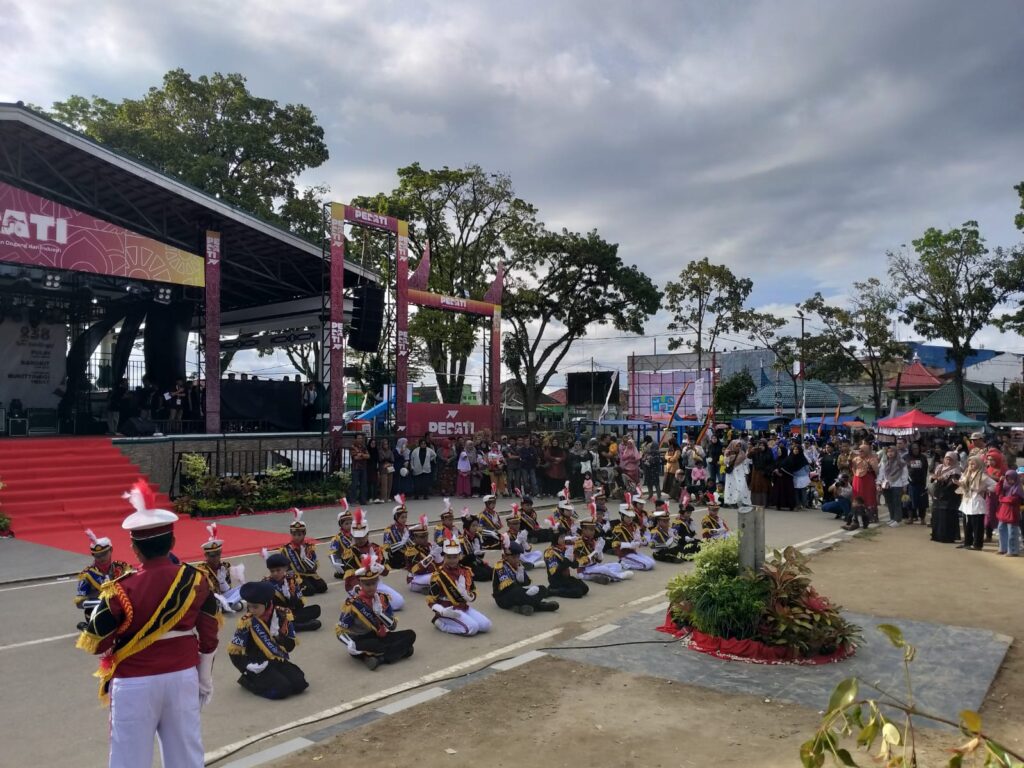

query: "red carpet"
xmin=0 ymin=437 xmax=282 ymax=562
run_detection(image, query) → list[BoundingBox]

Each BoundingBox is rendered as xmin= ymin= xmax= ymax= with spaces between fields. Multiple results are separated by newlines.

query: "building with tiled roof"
xmin=885 ymin=355 xmax=945 ymax=410
xmin=740 ymin=379 xmax=861 ymax=417
xmin=914 ymin=381 xmax=988 ymax=419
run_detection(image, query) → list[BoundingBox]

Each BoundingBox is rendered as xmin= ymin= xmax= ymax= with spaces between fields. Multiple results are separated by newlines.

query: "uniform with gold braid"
xmin=75 ymin=480 xmax=219 ymax=768
xmin=228 ymin=580 xmax=308 ymax=699
xmin=336 ymin=550 xmax=416 ymax=670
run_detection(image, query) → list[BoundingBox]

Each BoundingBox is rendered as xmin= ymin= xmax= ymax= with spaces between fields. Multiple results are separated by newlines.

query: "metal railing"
xmin=170 ymin=434 xmax=350 ymax=498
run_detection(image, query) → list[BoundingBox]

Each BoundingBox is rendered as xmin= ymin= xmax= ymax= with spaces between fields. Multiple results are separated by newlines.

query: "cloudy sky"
xmin=4 ymin=0 xmax=1024 ymax=388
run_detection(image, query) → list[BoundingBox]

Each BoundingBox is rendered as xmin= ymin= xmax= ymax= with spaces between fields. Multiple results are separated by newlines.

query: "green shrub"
xmin=688 ymin=575 xmax=768 ymax=640
xmin=263 ymin=464 xmax=294 ymax=491
xmin=693 ymin=535 xmax=743 ymax=581
xmin=194 ymin=499 xmax=238 ymax=517
xmin=179 ymin=453 xmax=209 ymax=494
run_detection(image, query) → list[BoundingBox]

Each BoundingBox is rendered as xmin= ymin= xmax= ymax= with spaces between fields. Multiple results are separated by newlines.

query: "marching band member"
xmin=518 ymin=494 xmax=549 ymax=543
xmin=575 ymin=516 xmax=633 ymax=584
xmin=543 ymin=527 xmax=589 ymax=599
xmin=625 ymin=492 xmax=649 ymax=529
xmin=76 ymin=480 xmax=219 ymax=768
xmin=279 ymin=508 xmax=327 ymax=595
xmin=228 ymin=581 xmax=308 ymax=700
xmin=434 ymin=499 xmax=459 ymax=544
xmin=673 ymin=504 xmax=701 ymax=559
xmin=198 ymin=524 xmax=244 ymax=613
xmin=405 ymin=515 xmax=441 ymax=593
xmin=329 ymin=501 xmax=354 ymax=579
xmin=478 ymin=486 xmax=503 ymax=548
xmin=74 ymin=529 xmax=132 ymax=630
xmin=647 ymin=507 xmax=687 ymax=563
xmin=382 ymin=495 xmax=411 ymax=569
xmin=460 ymin=511 xmax=495 ymax=583
xmin=341 ymin=509 xmax=405 ymax=610
xmin=492 ymin=539 xmax=559 ymax=615
xmin=264 ymin=551 xmax=322 ymax=631
xmin=701 ymin=495 xmax=732 ymax=540
xmin=336 ymin=551 xmax=416 ymax=670
xmin=555 ymin=497 xmax=580 ymax=536
xmin=427 ymin=537 xmax=493 ymax=636
xmin=610 ymin=504 xmax=656 ymax=570
xmin=505 ymin=505 xmax=543 ymax=569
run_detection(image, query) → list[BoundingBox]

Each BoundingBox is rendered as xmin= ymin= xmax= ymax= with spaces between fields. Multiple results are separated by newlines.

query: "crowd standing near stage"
xmin=70 ymin=424 xmax=1022 ymax=765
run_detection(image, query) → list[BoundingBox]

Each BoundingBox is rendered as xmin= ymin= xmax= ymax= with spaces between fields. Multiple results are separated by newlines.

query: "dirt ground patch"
xmin=279 ymin=526 xmax=1024 ymax=767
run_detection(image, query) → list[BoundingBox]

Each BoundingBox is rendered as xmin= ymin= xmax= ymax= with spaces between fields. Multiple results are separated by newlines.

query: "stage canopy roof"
xmin=877 ymin=409 xmax=955 ymax=429
xmin=0 ymin=102 xmax=376 ymax=312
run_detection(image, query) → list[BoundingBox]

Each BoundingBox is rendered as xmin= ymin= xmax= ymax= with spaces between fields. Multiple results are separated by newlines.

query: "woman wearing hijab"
xmin=930 ymin=451 xmax=963 ymax=543
xmin=879 ymin=446 xmax=910 ymax=527
xmin=662 ymin=438 xmax=681 ymax=500
xmin=618 ymin=437 xmax=641 ymax=487
xmin=905 ymin=442 xmax=929 ymax=524
xmin=994 ymin=469 xmax=1023 ymax=556
xmin=776 ymin=442 xmax=808 ymax=511
xmin=749 ymin=439 xmax=774 ymax=507
xmin=409 ymin=437 xmax=437 ymax=500
xmin=461 ymin=442 xmax=479 ymax=497
xmin=437 ymin=438 xmax=458 ymax=498
xmin=850 ymin=442 xmax=880 ymax=523
xmin=984 ymin=448 xmax=1007 ymax=543
xmin=957 ymin=455 xmax=996 ymax=550
xmin=568 ymin=440 xmax=590 ymax=499
xmin=543 ymin=438 xmax=568 ymax=497
xmin=722 ymin=439 xmax=751 ymax=507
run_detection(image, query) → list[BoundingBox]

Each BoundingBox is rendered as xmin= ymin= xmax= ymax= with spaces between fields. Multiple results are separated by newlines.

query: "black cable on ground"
xmin=205 ymin=637 xmax=677 ymax=765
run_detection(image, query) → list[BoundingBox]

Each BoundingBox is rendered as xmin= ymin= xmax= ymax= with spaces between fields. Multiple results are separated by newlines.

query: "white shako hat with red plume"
xmin=355 ymin=550 xmax=385 ymax=580
xmin=201 ymin=523 xmax=223 ymax=553
xmin=351 ymin=508 xmax=369 ymax=537
xmin=411 ymin=514 xmax=430 ymax=533
xmin=85 ymin=528 xmax=112 ymax=556
xmin=121 ymin=479 xmax=177 ymax=540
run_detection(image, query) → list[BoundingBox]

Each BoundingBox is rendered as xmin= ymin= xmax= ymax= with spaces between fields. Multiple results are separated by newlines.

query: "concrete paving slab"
xmin=549 ymin=609 xmax=1011 ymax=728
xmin=0 ymin=537 xmax=90 ymax=583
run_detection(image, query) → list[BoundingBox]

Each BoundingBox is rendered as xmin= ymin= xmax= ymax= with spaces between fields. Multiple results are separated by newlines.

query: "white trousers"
xmin=109 ymin=666 xmax=202 ymax=768
xmin=581 ymin=562 xmax=632 ymax=581
xmin=347 ymin=582 xmax=405 ymax=610
xmin=407 ymin=573 xmax=432 ymax=593
xmin=521 ymin=551 xmax=544 ymax=568
xmin=620 ymin=552 xmax=656 ymax=571
xmin=434 ymin=606 xmax=492 ymax=636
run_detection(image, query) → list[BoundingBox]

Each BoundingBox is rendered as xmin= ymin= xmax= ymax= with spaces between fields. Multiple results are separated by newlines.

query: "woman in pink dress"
xmin=618 ymin=437 xmax=641 ymax=487
xmin=850 ymin=443 xmax=880 ymax=523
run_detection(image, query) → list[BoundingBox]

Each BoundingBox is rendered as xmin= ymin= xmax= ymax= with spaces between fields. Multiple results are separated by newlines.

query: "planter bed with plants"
xmin=659 ymin=539 xmax=860 ymax=665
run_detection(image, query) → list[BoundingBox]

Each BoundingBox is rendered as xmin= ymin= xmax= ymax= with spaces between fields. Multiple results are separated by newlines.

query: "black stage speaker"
xmin=348 ymin=284 xmax=385 ymax=352
xmin=121 ymin=416 xmax=157 ymax=437
xmin=566 ymin=371 xmax=619 ymax=405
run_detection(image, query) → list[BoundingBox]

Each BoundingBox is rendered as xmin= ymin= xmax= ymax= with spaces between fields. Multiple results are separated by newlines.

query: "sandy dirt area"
xmin=279 ymin=525 xmax=1024 ymax=767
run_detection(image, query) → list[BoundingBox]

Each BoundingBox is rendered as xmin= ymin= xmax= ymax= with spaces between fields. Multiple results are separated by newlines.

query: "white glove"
xmin=565 ymin=546 xmax=575 ymax=559
xmin=685 ymin=536 xmax=695 ymax=543
xmin=198 ymin=652 xmax=215 ymax=709
xmin=515 ymin=565 xmax=526 ymax=582
xmin=525 ymin=585 xmax=540 ymax=597
xmin=568 ymin=568 xmax=579 ymax=578
xmin=246 ymin=660 xmax=269 ymax=674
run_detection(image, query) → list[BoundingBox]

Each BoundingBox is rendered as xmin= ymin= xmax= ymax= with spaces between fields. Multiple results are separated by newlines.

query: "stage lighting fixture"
xmin=154 ymin=286 xmax=173 ymax=304
xmin=42 ymin=273 xmax=62 ymax=290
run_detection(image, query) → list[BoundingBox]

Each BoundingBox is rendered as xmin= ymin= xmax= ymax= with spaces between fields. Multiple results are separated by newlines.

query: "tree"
xmin=888 ymin=222 xmax=1023 ymax=412
xmin=502 ymin=229 xmax=661 ymax=426
xmin=714 ymin=371 xmax=756 ymax=419
xmin=799 ymin=279 xmax=906 ymax=416
xmin=47 ymin=69 xmax=330 ymax=238
xmin=1005 ymin=383 xmax=1024 ymax=422
xmin=352 ymin=164 xmax=538 ymax=403
xmin=984 ymin=385 xmax=1003 ymax=423
xmin=663 ymin=259 xmax=753 ymax=371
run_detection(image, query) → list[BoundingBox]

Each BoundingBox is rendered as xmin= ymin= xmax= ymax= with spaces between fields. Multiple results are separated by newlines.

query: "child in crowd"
xmin=995 ymin=469 xmax=1023 ymax=556
xmin=688 ymin=458 xmax=708 ymax=497
xmin=583 ymin=471 xmax=595 ymax=503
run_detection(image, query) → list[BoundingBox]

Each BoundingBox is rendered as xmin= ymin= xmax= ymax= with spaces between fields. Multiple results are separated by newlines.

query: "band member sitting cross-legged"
xmin=336 ymin=551 xmax=416 ymax=670
xmin=427 ymin=538 xmax=493 ymax=637
xmin=229 ymin=581 xmax=309 ymax=700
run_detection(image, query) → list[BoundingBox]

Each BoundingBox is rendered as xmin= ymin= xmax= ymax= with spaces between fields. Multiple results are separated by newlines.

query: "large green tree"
xmin=47 ymin=69 xmax=330 ymax=236
xmin=352 ymin=164 xmax=538 ymax=403
xmin=799 ymin=278 xmax=906 ymax=416
xmin=714 ymin=371 xmax=756 ymax=419
xmin=502 ymin=229 xmax=661 ymax=426
xmin=663 ymin=258 xmax=753 ymax=371
xmin=744 ymin=311 xmax=803 ymax=419
xmin=888 ymin=221 xmax=1023 ymax=411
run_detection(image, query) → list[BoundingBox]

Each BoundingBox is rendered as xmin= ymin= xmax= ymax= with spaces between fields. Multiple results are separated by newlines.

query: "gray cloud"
xmin=3 ymin=0 xmax=1024 ymax=385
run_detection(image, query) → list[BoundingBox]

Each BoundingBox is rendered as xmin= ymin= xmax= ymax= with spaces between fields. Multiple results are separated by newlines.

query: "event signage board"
xmin=0 ymin=322 xmax=66 ymax=408
xmin=0 ymin=180 xmax=204 ymax=286
xmin=405 ymin=403 xmax=495 ymax=438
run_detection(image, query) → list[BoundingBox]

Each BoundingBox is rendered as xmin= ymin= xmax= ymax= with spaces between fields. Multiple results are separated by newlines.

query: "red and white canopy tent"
xmin=876 ymin=409 xmax=955 ymax=435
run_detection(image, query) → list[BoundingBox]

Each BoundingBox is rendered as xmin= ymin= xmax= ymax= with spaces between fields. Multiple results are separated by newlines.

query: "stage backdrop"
xmin=0 ymin=180 xmax=204 ymax=286
xmin=629 ymin=370 xmax=714 ymax=420
xmin=0 ymin=321 xmax=66 ymax=407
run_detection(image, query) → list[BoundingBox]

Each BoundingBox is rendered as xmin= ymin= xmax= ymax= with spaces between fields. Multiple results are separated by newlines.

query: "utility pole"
xmin=590 ymin=356 xmax=596 ymax=422
xmin=795 ymin=311 xmax=807 ymax=435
